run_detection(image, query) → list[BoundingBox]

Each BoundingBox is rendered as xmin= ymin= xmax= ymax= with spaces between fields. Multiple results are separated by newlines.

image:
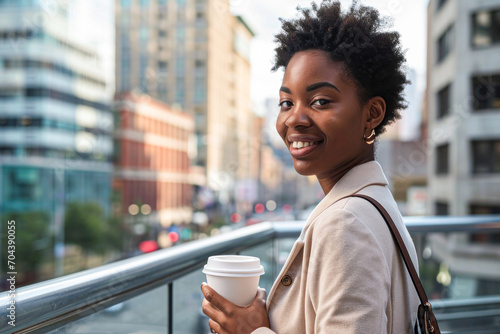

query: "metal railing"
xmin=1 ymin=216 xmax=500 ymax=334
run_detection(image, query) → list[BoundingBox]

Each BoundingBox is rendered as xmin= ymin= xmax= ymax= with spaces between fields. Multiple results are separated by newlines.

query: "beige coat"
xmin=252 ymin=161 xmax=419 ymax=334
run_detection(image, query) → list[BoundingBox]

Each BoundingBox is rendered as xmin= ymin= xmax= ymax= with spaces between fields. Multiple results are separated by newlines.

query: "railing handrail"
xmin=1 ymin=215 xmax=500 ymax=333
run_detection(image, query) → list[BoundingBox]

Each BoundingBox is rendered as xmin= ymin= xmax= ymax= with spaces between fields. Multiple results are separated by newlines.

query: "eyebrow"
xmin=280 ymin=86 xmax=291 ymax=94
xmin=279 ymin=82 xmax=341 ymax=94
xmin=306 ymin=82 xmax=341 ymax=93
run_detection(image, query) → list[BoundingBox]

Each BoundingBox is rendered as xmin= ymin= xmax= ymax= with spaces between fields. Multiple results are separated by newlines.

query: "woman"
xmin=201 ymin=1 xmax=419 ymax=333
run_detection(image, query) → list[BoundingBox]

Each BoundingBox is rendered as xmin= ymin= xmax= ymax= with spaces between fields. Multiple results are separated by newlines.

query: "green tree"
xmin=64 ymin=202 xmax=124 ymax=254
xmin=1 ymin=211 xmax=52 ymax=283
xmin=64 ymin=202 xmax=106 ymax=253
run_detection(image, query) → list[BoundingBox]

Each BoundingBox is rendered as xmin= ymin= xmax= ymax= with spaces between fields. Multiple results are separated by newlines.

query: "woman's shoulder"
xmin=308 ymin=187 xmax=399 ymax=245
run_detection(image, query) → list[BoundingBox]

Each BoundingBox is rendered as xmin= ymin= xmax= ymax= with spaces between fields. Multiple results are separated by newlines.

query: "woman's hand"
xmin=201 ymin=282 xmax=270 ymax=334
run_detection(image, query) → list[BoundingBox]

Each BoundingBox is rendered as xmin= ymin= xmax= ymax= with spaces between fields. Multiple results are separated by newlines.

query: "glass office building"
xmin=0 ymin=0 xmax=114 ymax=218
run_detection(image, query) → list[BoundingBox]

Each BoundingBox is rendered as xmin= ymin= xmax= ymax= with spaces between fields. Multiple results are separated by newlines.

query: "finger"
xmin=257 ymin=287 xmax=267 ymax=299
xmin=252 ymin=287 xmax=267 ymax=305
xmin=202 ymin=298 xmax=221 ymax=320
xmin=209 ymin=318 xmax=223 ymax=334
xmin=202 ymin=283 xmax=234 ymax=315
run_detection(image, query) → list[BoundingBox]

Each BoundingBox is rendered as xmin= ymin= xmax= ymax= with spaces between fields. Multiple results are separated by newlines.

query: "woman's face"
xmin=276 ymin=49 xmax=374 ymax=191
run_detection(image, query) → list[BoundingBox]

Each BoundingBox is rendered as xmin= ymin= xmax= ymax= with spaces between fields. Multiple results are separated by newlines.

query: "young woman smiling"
xmin=201 ymin=1 xmax=419 ymax=333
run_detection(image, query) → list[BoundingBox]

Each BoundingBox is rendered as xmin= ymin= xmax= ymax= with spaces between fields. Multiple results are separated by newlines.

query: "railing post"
xmin=168 ymin=282 xmax=173 ymax=334
xmin=272 ymin=237 xmax=279 ymax=280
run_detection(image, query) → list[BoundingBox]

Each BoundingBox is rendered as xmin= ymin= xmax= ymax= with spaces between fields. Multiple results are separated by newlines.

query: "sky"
xmin=231 ymin=0 xmax=429 ymax=112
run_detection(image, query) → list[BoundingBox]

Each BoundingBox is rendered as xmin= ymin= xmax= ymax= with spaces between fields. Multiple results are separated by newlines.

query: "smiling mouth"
xmin=291 ymin=141 xmax=320 ymax=149
xmin=289 ymin=140 xmax=323 ymax=158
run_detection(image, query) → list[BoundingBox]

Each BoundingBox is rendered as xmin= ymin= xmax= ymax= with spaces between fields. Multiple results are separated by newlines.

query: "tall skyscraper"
xmin=426 ymin=0 xmax=500 ymax=216
xmin=0 ymin=0 xmax=114 ymax=218
xmin=115 ymin=0 xmax=257 ymax=198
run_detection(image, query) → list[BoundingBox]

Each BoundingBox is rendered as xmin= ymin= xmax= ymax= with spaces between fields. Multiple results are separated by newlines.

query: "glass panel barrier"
xmin=173 ymin=268 xmax=209 ymax=334
xmin=47 ymin=284 xmax=169 ymax=334
xmin=411 ymin=231 xmax=500 ymax=333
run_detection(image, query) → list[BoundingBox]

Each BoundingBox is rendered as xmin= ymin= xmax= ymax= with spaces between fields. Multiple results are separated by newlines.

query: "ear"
xmin=364 ymin=96 xmax=386 ymax=133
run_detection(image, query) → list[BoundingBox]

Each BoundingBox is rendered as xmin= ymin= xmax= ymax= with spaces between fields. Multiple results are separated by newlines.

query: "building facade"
xmin=0 ymin=0 xmax=114 ymax=219
xmin=426 ymin=0 xmax=500 ymax=216
xmin=113 ymin=92 xmax=195 ymax=230
xmin=424 ymin=0 xmax=500 ymax=300
xmin=115 ymin=0 xmax=257 ymax=196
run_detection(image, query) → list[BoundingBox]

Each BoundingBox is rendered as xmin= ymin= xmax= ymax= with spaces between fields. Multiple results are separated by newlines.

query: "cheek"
xmin=276 ymin=114 xmax=287 ymax=139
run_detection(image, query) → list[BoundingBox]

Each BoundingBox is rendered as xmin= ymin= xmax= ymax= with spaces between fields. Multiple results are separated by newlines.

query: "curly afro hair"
xmin=272 ymin=0 xmax=409 ymax=136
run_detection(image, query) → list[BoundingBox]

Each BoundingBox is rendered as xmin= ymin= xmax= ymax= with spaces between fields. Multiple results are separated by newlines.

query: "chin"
xmin=293 ymin=162 xmax=315 ymax=176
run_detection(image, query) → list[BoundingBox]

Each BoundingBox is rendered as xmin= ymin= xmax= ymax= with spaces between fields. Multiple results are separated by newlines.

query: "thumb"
xmin=254 ymin=287 xmax=267 ymax=303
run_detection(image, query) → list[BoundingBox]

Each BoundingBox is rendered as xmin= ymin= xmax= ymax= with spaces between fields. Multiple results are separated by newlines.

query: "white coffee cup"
xmin=203 ymin=255 xmax=265 ymax=306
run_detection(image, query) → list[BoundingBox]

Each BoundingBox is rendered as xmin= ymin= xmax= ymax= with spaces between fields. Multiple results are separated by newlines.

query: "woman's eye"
xmin=312 ymin=99 xmax=330 ymax=106
xmin=279 ymin=101 xmax=293 ymax=109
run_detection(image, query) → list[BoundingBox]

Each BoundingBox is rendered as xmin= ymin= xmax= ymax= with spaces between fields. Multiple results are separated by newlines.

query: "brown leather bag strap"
xmin=348 ymin=194 xmax=429 ymax=304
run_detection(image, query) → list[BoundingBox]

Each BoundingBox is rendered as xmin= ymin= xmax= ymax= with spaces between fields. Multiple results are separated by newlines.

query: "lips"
xmin=287 ymin=134 xmax=323 ymax=158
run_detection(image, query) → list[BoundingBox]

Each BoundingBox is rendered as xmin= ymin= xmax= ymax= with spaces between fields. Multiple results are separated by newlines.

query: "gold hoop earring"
xmin=364 ymin=129 xmax=375 ymax=145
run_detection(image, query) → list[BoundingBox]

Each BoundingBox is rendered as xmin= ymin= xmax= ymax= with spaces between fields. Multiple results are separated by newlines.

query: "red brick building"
xmin=113 ymin=92 xmax=195 ymax=230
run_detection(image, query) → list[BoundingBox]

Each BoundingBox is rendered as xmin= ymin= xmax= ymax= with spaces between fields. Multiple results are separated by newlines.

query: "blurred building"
xmin=377 ymin=69 xmax=428 ymax=216
xmin=113 ymin=92 xmax=195 ymax=230
xmin=424 ymin=0 xmax=500 ymax=300
xmin=115 ymin=0 xmax=257 ymax=198
xmin=426 ymin=0 xmax=500 ymax=216
xmin=0 ymin=1 xmax=114 ymax=218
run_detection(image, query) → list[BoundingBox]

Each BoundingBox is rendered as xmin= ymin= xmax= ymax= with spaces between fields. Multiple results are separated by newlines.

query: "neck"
xmin=317 ymin=150 xmax=374 ymax=195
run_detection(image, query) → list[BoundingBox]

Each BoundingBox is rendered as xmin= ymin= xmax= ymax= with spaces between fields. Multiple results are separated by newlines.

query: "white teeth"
xmin=292 ymin=141 xmax=315 ymax=149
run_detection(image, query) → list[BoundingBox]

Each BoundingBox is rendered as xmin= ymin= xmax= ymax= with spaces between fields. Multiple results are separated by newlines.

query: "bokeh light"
xmin=141 ymin=204 xmax=152 ymax=215
xmin=128 ymin=204 xmax=139 ymax=215
xmin=180 ymin=228 xmax=192 ymax=240
xmin=139 ymin=240 xmax=158 ymax=253
xmin=255 ymin=203 xmax=265 ymax=214
xmin=168 ymin=231 xmax=179 ymax=243
xmin=282 ymin=204 xmax=292 ymax=213
xmin=266 ymin=200 xmax=277 ymax=211
xmin=230 ymin=212 xmax=241 ymax=223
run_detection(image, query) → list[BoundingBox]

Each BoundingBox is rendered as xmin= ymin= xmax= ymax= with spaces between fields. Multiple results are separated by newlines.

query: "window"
xmin=139 ymin=27 xmax=149 ymax=41
xmin=176 ymin=58 xmax=185 ymax=75
xmin=8 ymin=168 xmax=39 ymax=201
xmin=470 ymin=204 xmax=500 ymax=214
xmin=194 ymin=77 xmax=206 ymax=103
xmin=470 ymin=205 xmax=500 ymax=244
xmin=437 ymin=25 xmax=454 ymax=63
xmin=472 ymin=140 xmax=500 ymax=174
xmin=435 ymin=202 xmax=449 ymax=215
xmin=472 ymin=8 xmax=500 ymax=47
xmin=437 ymin=84 xmax=451 ymax=118
xmin=436 ymin=0 xmax=448 ymax=11
xmin=176 ymin=26 xmax=186 ymax=41
xmin=436 ymin=144 xmax=449 ymax=175
xmin=472 ymin=74 xmax=500 ymax=110
xmin=158 ymin=61 xmax=168 ymax=72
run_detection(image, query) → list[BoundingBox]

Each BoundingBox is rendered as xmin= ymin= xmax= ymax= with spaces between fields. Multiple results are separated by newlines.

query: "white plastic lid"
xmin=203 ymin=255 xmax=265 ymax=277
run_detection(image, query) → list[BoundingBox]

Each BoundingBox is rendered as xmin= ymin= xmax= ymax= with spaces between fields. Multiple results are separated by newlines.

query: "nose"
xmin=284 ymin=105 xmax=311 ymax=128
